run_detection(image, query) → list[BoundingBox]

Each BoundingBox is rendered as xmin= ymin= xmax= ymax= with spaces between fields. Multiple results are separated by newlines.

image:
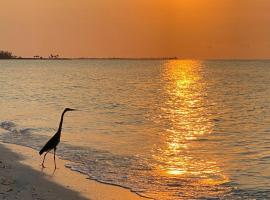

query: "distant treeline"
xmin=0 ymin=50 xmax=15 ymax=59
xmin=1 ymin=50 xmax=177 ymax=60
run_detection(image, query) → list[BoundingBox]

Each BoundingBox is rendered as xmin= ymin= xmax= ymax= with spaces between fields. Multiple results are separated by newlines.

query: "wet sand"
xmin=0 ymin=142 xmax=145 ymax=200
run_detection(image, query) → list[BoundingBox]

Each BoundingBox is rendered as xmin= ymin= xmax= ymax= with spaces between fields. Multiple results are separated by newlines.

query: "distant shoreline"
xmin=1 ymin=58 xmax=270 ymax=61
xmin=0 ymin=57 xmax=177 ymax=60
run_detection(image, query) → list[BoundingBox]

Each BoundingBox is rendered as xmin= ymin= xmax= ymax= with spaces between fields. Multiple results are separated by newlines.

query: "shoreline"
xmin=0 ymin=57 xmax=176 ymax=61
xmin=0 ymin=142 xmax=146 ymax=200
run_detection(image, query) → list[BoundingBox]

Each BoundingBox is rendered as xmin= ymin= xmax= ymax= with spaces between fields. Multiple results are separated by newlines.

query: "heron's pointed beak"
xmin=70 ymin=109 xmax=77 ymax=111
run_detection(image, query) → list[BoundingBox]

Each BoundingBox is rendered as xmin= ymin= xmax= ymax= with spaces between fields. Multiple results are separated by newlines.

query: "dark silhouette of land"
xmin=0 ymin=50 xmax=16 ymax=59
xmin=0 ymin=49 xmax=177 ymax=60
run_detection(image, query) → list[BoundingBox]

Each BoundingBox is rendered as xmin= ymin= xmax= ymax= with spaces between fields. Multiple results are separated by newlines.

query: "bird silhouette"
xmin=39 ymin=108 xmax=76 ymax=169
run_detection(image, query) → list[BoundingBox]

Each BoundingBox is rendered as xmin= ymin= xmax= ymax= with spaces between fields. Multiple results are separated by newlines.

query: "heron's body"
xmin=39 ymin=132 xmax=60 ymax=155
xmin=39 ymin=108 xmax=76 ymax=169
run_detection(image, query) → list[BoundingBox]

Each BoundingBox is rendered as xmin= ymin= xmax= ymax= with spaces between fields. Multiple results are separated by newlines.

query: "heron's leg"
xmin=42 ymin=152 xmax=49 ymax=168
xmin=53 ymin=147 xmax=57 ymax=170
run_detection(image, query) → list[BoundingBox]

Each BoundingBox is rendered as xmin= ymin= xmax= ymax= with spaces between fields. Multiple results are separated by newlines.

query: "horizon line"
xmin=2 ymin=57 xmax=270 ymax=61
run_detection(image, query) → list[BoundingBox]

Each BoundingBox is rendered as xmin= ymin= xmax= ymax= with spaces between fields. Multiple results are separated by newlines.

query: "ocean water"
xmin=1 ymin=59 xmax=270 ymax=199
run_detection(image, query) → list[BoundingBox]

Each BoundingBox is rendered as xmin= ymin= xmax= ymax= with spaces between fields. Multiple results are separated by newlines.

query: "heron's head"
xmin=64 ymin=108 xmax=77 ymax=112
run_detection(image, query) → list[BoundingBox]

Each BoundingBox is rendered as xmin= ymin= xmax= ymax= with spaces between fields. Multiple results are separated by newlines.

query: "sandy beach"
xmin=0 ymin=142 xmax=145 ymax=200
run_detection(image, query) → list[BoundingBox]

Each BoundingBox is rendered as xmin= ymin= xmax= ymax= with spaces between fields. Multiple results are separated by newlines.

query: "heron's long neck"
xmin=57 ymin=111 xmax=66 ymax=134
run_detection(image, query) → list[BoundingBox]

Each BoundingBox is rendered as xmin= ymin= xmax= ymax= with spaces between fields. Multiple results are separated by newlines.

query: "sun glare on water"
xmin=151 ymin=60 xmax=230 ymax=198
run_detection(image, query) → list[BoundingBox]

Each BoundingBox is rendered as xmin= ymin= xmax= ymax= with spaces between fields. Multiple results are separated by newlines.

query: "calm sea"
xmin=1 ymin=59 xmax=270 ymax=199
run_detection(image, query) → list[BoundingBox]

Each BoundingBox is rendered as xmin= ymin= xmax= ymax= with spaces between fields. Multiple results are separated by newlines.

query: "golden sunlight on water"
xmin=152 ymin=60 xmax=230 ymax=198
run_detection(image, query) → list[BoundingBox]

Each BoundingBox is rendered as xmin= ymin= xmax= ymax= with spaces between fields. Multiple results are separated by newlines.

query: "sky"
xmin=1 ymin=0 xmax=270 ymax=59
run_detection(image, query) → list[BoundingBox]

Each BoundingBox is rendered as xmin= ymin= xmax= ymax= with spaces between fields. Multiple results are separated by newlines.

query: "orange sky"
xmin=1 ymin=0 xmax=270 ymax=59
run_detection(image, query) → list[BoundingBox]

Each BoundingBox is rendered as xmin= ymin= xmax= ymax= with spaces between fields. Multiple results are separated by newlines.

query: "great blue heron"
xmin=39 ymin=108 xmax=76 ymax=169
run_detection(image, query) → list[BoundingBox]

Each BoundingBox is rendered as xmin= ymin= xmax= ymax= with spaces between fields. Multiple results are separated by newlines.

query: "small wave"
xmin=0 ymin=121 xmax=33 ymax=134
xmin=0 ymin=121 xmax=16 ymax=130
xmin=65 ymin=163 xmax=154 ymax=199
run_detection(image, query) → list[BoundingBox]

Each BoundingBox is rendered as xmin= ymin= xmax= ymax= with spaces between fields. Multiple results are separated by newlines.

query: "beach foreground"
xmin=0 ymin=142 xmax=145 ymax=200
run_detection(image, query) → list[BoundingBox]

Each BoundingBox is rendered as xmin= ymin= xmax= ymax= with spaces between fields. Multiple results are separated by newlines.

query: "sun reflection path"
xmin=152 ymin=60 xmax=230 ymax=198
